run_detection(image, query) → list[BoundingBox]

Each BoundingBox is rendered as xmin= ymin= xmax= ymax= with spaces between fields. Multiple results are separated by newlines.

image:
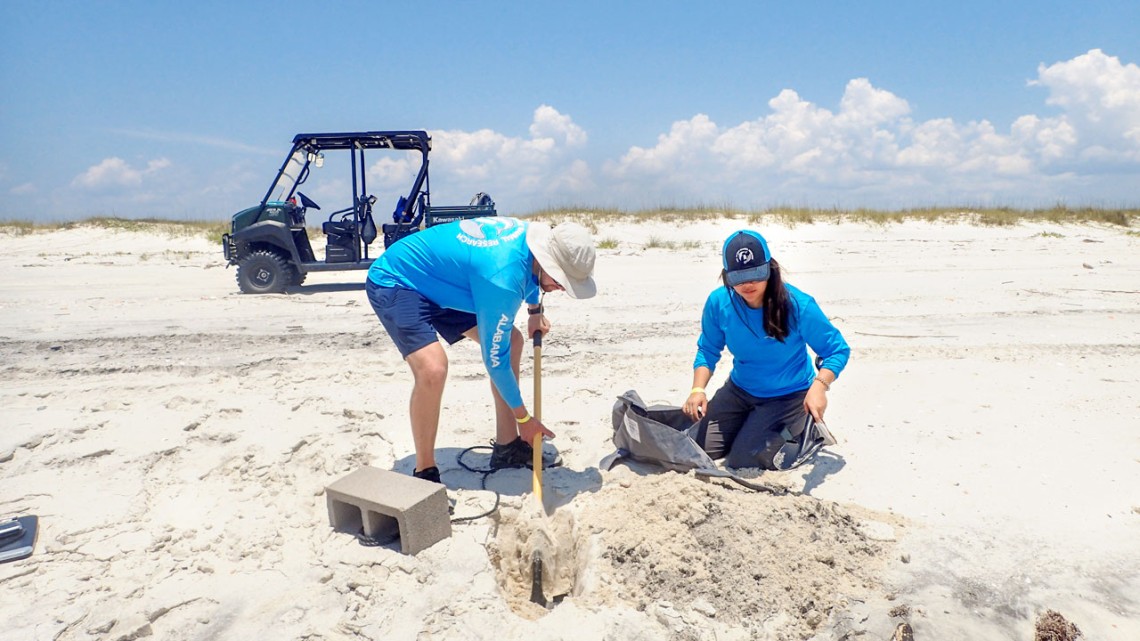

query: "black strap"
xmin=693 ymin=467 xmax=789 ymax=495
xmin=355 ymin=529 xmax=398 ymax=547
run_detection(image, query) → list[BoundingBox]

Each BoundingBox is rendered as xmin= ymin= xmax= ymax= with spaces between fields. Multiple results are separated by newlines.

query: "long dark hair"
xmin=721 ymin=258 xmax=791 ymax=342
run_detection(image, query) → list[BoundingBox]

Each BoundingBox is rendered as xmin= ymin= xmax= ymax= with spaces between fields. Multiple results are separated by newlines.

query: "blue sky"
xmin=2 ymin=1 xmax=1139 ymax=222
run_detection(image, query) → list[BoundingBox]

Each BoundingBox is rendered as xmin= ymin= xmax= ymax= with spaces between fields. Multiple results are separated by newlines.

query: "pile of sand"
xmin=492 ymin=472 xmax=899 ymax=638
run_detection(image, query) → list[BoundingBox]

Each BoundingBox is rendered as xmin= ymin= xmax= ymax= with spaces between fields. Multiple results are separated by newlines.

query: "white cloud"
xmin=1010 ymin=115 xmax=1078 ymax=161
xmin=837 ymin=78 xmax=911 ymax=126
xmin=606 ymin=81 xmax=917 ymax=201
xmin=529 ymin=104 xmax=587 ymax=147
xmin=357 ymin=51 xmax=1140 ymax=212
xmin=1031 ymin=48 xmax=1140 ymax=156
xmin=366 ymin=106 xmax=594 ymax=210
xmin=590 ymin=51 xmax=1140 ymax=208
xmin=612 ymin=80 xmax=911 ymax=193
xmin=31 ymin=51 xmax=1140 ymax=220
xmin=611 ymin=114 xmax=719 ymax=176
xmin=72 ymin=157 xmax=172 ymax=190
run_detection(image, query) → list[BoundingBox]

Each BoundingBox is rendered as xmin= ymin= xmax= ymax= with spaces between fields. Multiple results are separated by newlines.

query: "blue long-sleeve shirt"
xmin=367 ymin=217 xmax=540 ymax=408
xmin=694 ymin=284 xmax=850 ymax=398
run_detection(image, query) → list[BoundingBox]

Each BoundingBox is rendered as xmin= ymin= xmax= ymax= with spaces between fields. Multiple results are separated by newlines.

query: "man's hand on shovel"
xmin=526 ymin=309 xmax=550 ymax=346
xmin=516 ymin=324 xmax=554 ymax=444
xmin=518 ymin=415 xmax=554 ymax=444
xmin=527 ymin=328 xmax=555 ymax=441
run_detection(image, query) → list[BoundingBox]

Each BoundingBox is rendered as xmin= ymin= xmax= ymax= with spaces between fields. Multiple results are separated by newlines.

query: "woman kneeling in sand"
xmin=681 ymin=230 xmax=851 ymax=470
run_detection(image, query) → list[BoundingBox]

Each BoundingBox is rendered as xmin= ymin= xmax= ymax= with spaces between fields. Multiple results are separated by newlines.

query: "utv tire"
xmin=236 ymin=250 xmax=291 ymax=294
xmin=290 ymin=266 xmax=307 ymax=287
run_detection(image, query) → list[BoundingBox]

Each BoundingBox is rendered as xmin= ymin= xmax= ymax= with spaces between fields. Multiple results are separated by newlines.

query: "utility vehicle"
xmin=221 ymin=130 xmax=495 ymax=294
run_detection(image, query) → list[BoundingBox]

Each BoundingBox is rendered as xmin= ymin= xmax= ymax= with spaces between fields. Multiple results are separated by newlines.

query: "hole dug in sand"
xmin=490 ymin=473 xmax=900 ymax=636
xmin=489 ymin=499 xmax=587 ymax=618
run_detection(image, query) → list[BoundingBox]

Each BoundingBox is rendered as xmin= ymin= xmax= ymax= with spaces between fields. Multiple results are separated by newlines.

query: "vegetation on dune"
xmin=526 ymin=205 xmax=1138 ymax=228
xmin=0 ymin=206 xmax=1135 ymax=240
xmin=0 ymin=218 xmax=231 ymax=241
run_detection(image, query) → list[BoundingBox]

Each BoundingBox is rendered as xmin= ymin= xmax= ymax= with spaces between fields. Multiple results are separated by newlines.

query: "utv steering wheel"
xmin=297 ymin=192 xmax=321 ymax=210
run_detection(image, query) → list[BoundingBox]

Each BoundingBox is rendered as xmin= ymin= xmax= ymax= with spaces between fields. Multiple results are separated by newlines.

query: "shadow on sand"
xmin=288 ymin=282 xmax=366 ymax=295
xmin=393 ymin=446 xmax=605 ymax=509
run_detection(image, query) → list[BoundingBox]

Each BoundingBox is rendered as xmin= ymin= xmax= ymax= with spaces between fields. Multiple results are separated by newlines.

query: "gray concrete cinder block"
xmin=325 ymin=466 xmax=451 ymax=555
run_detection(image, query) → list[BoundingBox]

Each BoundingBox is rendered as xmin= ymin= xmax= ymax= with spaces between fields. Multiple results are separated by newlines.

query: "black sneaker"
xmin=489 ymin=438 xmax=563 ymax=470
xmin=412 ymin=466 xmax=442 ymax=484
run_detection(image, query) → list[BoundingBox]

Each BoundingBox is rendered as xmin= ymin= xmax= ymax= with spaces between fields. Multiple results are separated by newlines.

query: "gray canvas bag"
xmin=599 ymin=390 xmax=786 ymax=494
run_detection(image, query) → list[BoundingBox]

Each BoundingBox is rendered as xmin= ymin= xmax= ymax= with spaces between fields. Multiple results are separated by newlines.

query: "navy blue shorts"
xmin=366 ymin=280 xmax=477 ymax=358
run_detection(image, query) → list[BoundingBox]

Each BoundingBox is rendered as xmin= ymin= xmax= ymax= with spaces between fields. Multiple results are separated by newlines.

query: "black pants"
xmin=693 ymin=378 xmax=809 ymax=470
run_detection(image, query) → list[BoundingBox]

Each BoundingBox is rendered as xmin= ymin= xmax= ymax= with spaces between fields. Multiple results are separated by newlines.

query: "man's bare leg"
xmin=463 ymin=326 xmax=525 ymax=444
xmin=404 ymin=341 xmax=449 ymax=472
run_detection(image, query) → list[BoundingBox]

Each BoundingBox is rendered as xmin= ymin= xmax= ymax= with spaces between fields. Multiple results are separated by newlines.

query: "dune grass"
xmin=1 ymin=206 xmax=1135 ymax=240
xmin=527 ymin=205 xmax=1138 ymax=228
xmin=0 ymin=217 xmax=231 ymax=241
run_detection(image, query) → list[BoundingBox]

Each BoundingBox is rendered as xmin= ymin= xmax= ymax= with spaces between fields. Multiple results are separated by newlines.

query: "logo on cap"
xmin=735 ymin=247 xmax=754 ymax=265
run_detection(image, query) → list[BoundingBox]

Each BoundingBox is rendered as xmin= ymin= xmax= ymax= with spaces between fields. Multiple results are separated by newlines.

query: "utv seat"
xmin=323 ymin=218 xmax=355 ymax=236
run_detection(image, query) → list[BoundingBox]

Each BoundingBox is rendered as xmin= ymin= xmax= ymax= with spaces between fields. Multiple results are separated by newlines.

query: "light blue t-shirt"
xmin=368 ymin=217 xmax=540 ymax=408
xmin=694 ymin=284 xmax=850 ymax=398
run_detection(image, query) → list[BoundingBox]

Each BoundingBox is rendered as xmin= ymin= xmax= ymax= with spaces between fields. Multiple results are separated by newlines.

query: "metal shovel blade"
xmin=529 ymin=550 xmax=547 ymax=607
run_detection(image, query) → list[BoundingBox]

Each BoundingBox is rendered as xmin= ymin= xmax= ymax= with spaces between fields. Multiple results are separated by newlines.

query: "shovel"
xmin=531 ymin=330 xmax=544 ymax=503
xmin=529 ymin=329 xmax=548 ymax=607
xmin=526 ymin=330 xmax=569 ymax=609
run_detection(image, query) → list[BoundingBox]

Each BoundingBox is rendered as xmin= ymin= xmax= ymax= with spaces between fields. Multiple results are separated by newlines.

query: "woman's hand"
xmin=804 ymin=383 xmax=828 ymax=423
xmin=683 ymin=391 xmax=708 ymax=420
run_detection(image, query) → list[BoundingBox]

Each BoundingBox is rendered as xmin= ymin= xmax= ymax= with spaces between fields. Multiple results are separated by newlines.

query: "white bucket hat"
xmin=525 ymin=222 xmax=597 ymax=299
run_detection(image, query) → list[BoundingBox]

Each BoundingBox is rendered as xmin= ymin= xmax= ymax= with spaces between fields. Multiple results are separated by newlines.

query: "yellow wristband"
xmin=516 ymin=414 xmax=532 ymax=424
xmin=691 ymin=387 xmax=706 ymax=395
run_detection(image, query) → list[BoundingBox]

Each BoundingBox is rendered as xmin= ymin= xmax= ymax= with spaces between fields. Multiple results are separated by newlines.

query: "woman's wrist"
xmin=813 ymin=376 xmax=831 ymax=391
xmin=690 ymin=387 xmax=706 ymax=395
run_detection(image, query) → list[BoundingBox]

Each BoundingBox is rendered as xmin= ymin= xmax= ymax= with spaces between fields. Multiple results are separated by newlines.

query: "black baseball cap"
xmin=722 ymin=230 xmax=771 ymax=286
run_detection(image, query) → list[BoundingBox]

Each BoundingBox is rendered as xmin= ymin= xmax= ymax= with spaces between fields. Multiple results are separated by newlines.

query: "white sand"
xmin=1 ymin=218 xmax=1137 ymax=640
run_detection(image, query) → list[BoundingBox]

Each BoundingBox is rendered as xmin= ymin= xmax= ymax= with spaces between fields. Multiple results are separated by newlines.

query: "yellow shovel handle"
xmin=532 ymin=434 xmax=543 ymax=502
xmin=532 ymin=331 xmax=543 ymax=501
